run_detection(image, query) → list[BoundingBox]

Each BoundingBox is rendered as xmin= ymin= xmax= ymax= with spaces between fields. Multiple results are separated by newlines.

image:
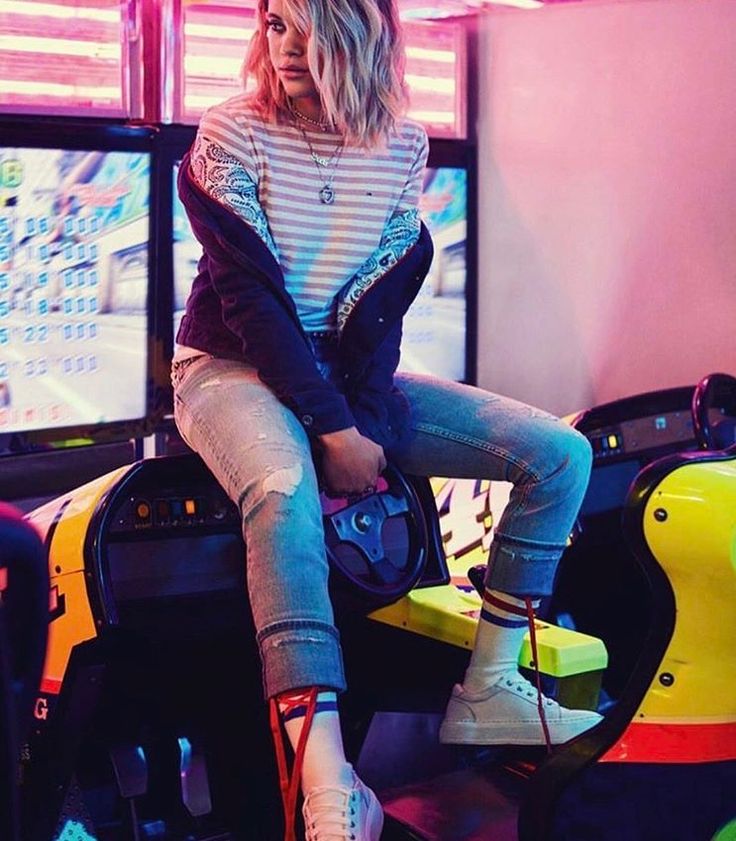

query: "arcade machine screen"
xmin=0 ymin=141 xmax=152 ymax=444
xmin=172 ymin=163 xmax=469 ymax=383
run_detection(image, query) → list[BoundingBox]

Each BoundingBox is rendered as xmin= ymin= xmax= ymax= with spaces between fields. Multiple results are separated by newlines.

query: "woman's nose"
xmin=281 ymin=30 xmax=304 ymax=56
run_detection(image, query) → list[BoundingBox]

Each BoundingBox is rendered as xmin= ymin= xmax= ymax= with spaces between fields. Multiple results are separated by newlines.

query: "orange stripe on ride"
xmin=601 ymin=720 xmax=736 ymax=764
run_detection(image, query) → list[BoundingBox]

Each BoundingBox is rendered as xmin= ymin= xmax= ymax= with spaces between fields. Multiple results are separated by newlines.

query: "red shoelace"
xmin=525 ymin=597 xmax=552 ymax=753
xmin=268 ymin=604 xmax=550 ymax=841
xmin=269 ymin=686 xmax=319 ymax=841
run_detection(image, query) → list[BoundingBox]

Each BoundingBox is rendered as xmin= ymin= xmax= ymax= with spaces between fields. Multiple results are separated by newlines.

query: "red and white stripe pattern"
xmin=480 ymin=588 xmax=540 ymax=629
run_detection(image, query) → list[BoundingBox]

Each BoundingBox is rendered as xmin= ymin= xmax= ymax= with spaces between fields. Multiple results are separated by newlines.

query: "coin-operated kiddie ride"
xmin=19 ymin=371 xmax=736 ymax=841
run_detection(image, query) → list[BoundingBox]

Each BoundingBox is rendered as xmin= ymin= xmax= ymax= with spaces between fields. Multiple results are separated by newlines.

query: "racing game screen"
xmin=173 ymin=165 xmax=468 ymax=382
xmin=0 ymin=146 xmax=151 ymax=438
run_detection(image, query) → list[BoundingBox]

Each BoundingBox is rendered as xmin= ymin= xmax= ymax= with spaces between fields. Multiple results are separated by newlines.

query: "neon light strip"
xmin=183 ymin=65 xmax=456 ymax=95
xmin=0 ymin=35 xmax=120 ymax=59
xmin=0 ymin=79 xmax=119 ymax=99
xmin=184 ymin=55 xmax=242 ymax=77
xmin=406 ymin=74 xmax=455 ymax=94
xmin=182 ymin=26 xmax=457 ymax=66
xmin=185 ymin=22 xmax=254 ymax=41
xmin=406 ymin=108 xmax=455 ymax=124
xmin=184 ymin=93 xmax=456 ymax=125
xmin=402 ymin=0 xmax=541 ymax=12
xmin=184 ymin=91 xmax=249 ymax=110
xmin=488 ymin=0 xmax=542 ymax=8
xmin=400 ymin=7 xmax=468 ymax=20
xmin=406 ymin=46 xmax=456 ymax=64
xmin=0 ymin=0 xmax=119 ymax=23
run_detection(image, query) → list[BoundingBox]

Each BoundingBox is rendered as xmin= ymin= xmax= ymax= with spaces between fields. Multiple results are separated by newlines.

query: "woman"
xmin=172 ymin=0 xmax=601 ymax=838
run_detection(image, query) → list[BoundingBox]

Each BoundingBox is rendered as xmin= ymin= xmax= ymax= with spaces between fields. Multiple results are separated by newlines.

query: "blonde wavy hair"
xmin=243 ymin=0 xmax=408 ymax=148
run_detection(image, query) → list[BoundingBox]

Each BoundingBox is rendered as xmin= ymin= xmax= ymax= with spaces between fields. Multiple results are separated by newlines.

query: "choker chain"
xmin=290 ymin=104 xmax=329 ymax=132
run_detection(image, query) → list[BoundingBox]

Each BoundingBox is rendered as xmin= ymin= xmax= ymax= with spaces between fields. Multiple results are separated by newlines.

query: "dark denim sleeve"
xmin=179 ymin=160 xmax=356 ymax=437
xmin=347 ymin=322 xmax=415 ymax=456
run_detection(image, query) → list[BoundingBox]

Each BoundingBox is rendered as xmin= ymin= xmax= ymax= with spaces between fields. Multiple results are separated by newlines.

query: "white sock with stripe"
xmin=276 ymin=689 xmax=353 ymax=792
xmin=462 ymin=589 xmax=541 ymax=694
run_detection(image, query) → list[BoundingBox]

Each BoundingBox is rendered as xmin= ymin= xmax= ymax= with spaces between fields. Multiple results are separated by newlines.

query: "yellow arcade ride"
xmin=517 ymin=372 xmax=736 ymax=841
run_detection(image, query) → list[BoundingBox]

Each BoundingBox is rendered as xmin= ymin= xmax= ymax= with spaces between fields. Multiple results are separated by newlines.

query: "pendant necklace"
xmin=298 ymin=126 xmax=345 ymax=205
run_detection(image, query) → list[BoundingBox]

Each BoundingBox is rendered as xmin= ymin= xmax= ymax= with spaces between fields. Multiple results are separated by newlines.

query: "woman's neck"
xmin=289 ymin=96 xmax=325 ymax=126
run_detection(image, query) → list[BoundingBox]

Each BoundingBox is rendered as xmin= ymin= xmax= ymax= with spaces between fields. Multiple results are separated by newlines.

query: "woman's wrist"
xmin=318 ymin=426 xmax=358 ymax=446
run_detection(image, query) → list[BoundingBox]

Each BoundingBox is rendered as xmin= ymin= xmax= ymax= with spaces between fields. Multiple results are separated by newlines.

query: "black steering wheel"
xmin=321 ymin=465 xmax=431 ymax=610
xmin=691 ymin=371 xmax=736 ymax=450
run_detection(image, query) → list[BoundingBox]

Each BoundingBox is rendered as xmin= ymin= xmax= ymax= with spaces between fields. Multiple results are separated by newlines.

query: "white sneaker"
xmin=439 ymin=669 xmax=603 ymax=746
xmin=302 ymin=770 xmax=383 ymax=841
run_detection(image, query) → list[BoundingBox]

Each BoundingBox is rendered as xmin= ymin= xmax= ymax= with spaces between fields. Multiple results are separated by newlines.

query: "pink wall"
xmin=474 ymin=0 xmax=736 ymax=415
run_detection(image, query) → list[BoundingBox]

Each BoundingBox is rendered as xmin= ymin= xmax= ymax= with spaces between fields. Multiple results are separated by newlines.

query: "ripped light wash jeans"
xmin=172 ymin=352 xmax=592 ymax=699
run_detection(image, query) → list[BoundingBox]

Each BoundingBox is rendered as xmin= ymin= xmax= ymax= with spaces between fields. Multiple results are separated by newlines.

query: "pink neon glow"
xmin=0 ymin=0 xmax=123 ymax=113
xmin=181 ymin=5 xmax=466 ymax=137
xmin=0 ymin=0 xmax=468 ymax=130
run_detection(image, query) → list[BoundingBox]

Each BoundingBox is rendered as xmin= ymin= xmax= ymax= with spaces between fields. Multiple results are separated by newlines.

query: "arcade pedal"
xmin=109 ymin=744 xmax=148 ymax=801
xmin=178 ymin=737 xmax=212 ymax=818
xmin=379 ymin=766 xmax=523 ymax=841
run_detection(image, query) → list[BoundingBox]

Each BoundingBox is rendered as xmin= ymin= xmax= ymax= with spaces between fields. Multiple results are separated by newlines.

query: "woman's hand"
xmin=318 ymin=427 xmax=387 ymax=497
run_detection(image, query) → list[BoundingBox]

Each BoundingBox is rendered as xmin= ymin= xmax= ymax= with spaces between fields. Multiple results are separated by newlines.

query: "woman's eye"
xmin=266 ymin=19 xmax=285 ymax=33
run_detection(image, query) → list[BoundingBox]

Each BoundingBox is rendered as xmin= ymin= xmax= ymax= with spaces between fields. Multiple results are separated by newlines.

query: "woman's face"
xmin=265 ymin=0 xmax=321 ymax=115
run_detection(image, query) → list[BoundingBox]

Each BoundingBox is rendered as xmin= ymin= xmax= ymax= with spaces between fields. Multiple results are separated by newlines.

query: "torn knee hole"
xmin=261 ymin=464 xmax=303 ymax=497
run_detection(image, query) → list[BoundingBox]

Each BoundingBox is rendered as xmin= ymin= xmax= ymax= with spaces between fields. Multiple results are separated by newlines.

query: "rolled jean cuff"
xmin=257 ymin=619 xmax=346 ymax=699
xmin=485 ymin=536 xmax=565 ymax=597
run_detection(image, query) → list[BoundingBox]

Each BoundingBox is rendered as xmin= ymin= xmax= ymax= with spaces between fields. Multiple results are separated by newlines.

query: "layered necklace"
xmin=290 ymin=105 xmax=345 ymax=205
xmin=291 ymin=104 xmax=329 ymax=133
